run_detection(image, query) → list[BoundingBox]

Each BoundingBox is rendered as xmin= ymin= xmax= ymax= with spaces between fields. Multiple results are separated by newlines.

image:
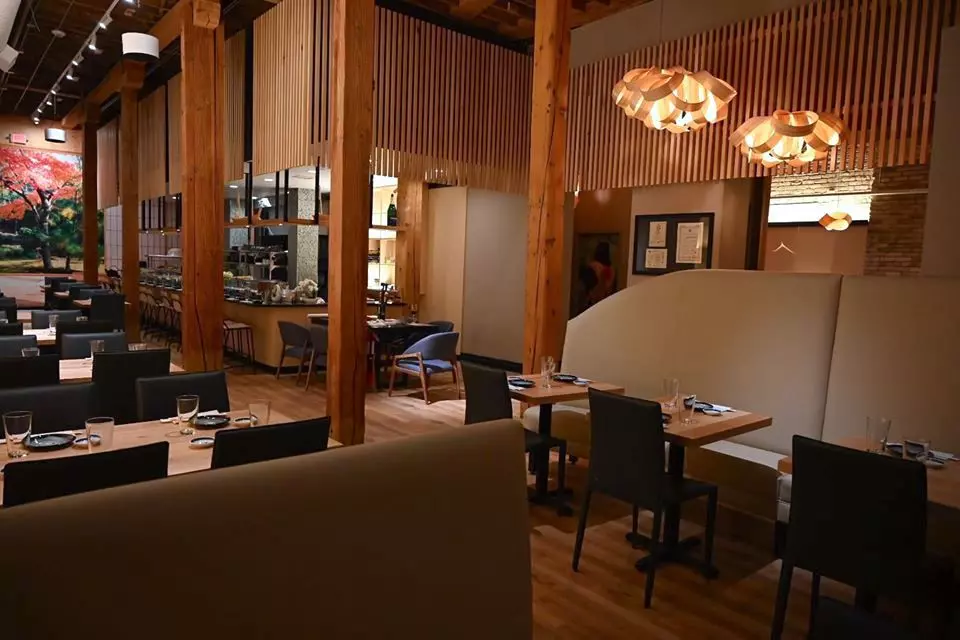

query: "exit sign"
xmin=8 ymin=133 xmax=27 ymax=145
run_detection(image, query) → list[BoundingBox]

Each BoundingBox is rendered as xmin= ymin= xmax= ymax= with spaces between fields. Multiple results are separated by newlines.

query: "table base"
xmin=632 ymin=535 xmax=718 ymax=579
xmin=527 ymin=486 xmax=573 ymax=516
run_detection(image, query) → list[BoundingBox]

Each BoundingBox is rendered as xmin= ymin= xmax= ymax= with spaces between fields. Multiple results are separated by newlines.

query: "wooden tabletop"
xmin=15 ymin=310 xmax=31 ymax=323
xmin=0 ymin=410 xmax=342 ymax=506
xmin=662 ymin=404 xmax=773 ymax=447
xmin=777 ymin=436 xmax=960 ymax=511
xmin=59 ymin=359 xmax=184 ymax=382
xmin=508 ymin=375 xmax=624 ymax=406
xmin=72 ymin=298 xmax=131 ymax=308
xmin=54 ymin=291 xmax=69 ymax=299
xmin=24 ymin=328 xmax=56 ymax=347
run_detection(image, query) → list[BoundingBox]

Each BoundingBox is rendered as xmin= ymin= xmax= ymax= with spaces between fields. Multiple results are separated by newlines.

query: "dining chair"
xmin=771 ymin=436 xmax=952 ymax=639
xmin=461 ymin=362 xmax=568 ymax=514
xmin=388 ymin=331 xmax=461 ymax=404
xmin=92 ymin=349 xmax=172 ymax=424
xmin=135 ymin=371 xmax=230 ymax=421
xmin=0 ymin=322 xmax=23 ymax=336
xmin=211 ymin=417 xmax=332 ymax=469
xmin=60 ymin=331 xmax=127 ymax=360
xmin=2 ymin=442 xmax=169 ymax=508
xmin=89 ymin=293 xmax=127 ymax=332
xmin=31 ymin=309 xmax=81 ymax=329
xmin=303 ymin=324 xmax=328 ymax=391
xmin=54 ymin=320 xmax=114 ymax=355
xmin=426 ymin=320 xmax=454 ymax=333
xmin=574 ymin=389 xmax=718 ymax=609
xmin=809 ymin=597 xmax=918 ymax=640
xmin=0 ymin=355 xmax=59 ymax=388
xmin=0 ymin=383 xmax=95 ymax=434
xmin=44 ymin=277 xmax=73 ymax=308
xmin=58 ymin=283 xmax=99 ymax=310
xmin=0 ymin=335 xmax=36 ymax=357
xmin=275 ymin=321 xmax=312 ymax=383
xmin=0 ymin=297 xmax=17 ymax=323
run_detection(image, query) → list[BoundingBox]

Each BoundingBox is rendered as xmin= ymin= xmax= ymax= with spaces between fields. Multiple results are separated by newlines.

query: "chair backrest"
xmin=211 ymin=417 xmax=332 ymax=469
xmin=810 ymin=597 xmax=917 ymax=640
xmin=60 ymin=332 xmax=127 ymax=360
xmin=31 ymin=309 xmax=82 ymax=329
xmin=308 ymin=324 xmax=328 ymax=356
xmin=69 ymin=285 xmax=102 ymax=300
xmin=461 ymin=363 xmax=513 ymax=425
xmin=92 ymin=349 xmax=172 ymax=424
xmin=277 ymin=320 xmax=311 ymax=347
xmin=787 ymin=435 xmax=927 ymax=599
xmin=2 ymin=442 xmax=169 ymax=508
xmin=0 ymin=335 xmax=36 ymax=357
xmin=428 ymin=320 xmax=455 ymax=333
xmin=0 ymin=355 xmax=60 ymax=389
xmin=136 ymin=371 xmax=230 ymax=421
xmin=54 ymin=320 xmax=114 ymax=355
xmin=0 ymin=322 xmax=23 ymax=336
xmin=0 ymin=384 xmax=94 ymax=434
xmin=405 ymin=331 xmax=459 ymax=361
xmin=50 ymin=278 xmax=75 ymax=292
xmin=587 ymin=389 xmax=666 ymax=510
xmin=0 ymin=298 xmax=16 ymax=323
xmin=89 ymin=294 xmax=126 ymax=331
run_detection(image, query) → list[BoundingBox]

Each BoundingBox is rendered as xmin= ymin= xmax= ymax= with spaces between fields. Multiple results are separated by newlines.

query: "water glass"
xmin=89 ymin=339 xmax=105 ymax=356
xmin=248 ymin=400 xmax=271 ymax=426
xmin=865 ymin=416 xmax=892 ymax=453
xmin=85 ymin=417 xmax=115 ymax=451
xmin=48 ymin=314 xmax=59 ymax=329
xmin=3 ymin=411 xmax=31 ymax=458
xmin=681 ymin=394 xmax=699 ymax=425
xmin=128 ymin=343 xmax=148 ymax=351
xmin=176 ymin=395 xmax=200 ymax=436
xmin=540 ymin=356 xmax=556 ymax=388
xmin=21 ymin=347 xmax=40 ymax=358
xmin=0 ymin=318 xmax=7 ymax=324
xmin=662 ymin=378 xmax=680 ymax=411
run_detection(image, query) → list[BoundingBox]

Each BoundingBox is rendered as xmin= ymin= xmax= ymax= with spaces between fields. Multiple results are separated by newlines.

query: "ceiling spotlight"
xmin=72 ymin=55 xmax=83 ymax=66
xmin=32 ymin=116 xmax=40 ymax=124
xmin=99 ymin=16 xmax=112 ymax=30
xmin=51 ymin=86 xmax=58 ymax=95
xmin=66 ymin=71 xmax=78 ymax=81
xmin=51 ymin=29 xmax=66 ymax=39
xmin=88 ymin=37 xmax=98 ymax=52
xmin=45 ymin=99 xmax=52 ymax=106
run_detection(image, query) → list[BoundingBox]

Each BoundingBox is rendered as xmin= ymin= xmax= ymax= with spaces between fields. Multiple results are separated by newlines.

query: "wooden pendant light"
xmin=731 ymin=110 xmax=846 ymax=168
xmin=612 ymin=66 xmax=737 ymax=133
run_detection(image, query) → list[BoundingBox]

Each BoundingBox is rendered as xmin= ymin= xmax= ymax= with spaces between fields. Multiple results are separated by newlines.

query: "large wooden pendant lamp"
xmin=731 ymin=110 xmax=846 ymax=168
xmin=612 ymin=66 xmax=737 ymax=133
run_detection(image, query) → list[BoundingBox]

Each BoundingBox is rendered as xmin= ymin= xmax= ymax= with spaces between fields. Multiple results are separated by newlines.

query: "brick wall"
xmin=770 ymin=168 xmax=875 ymax=197
xmin=863 ymin=165 xmax=929 ymax=277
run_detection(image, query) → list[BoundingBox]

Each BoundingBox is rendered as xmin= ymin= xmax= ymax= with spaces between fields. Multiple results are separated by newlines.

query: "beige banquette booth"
xmin=0 ymin=422 xmax=533 ymax=639
xmin=525 ymin=270 xmax=960 ymax=542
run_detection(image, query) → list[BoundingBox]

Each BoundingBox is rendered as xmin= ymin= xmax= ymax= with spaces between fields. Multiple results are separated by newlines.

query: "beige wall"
xmin=627 ymin=179 xmax=752 ymax=286
xmin=0 ymin=115 xmax=82 ymax=154
xmin=765 ymin=225 xmax=867 ymax=275
xmin=421 ymin=187 xmax=467 ymax=335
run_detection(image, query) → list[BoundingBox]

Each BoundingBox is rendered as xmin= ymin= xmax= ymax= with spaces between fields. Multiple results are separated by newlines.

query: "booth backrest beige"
xmin=0 ymin=421 xmax=533 ymax=640
xmin=563 ymin=270 xmax=843 ymax=455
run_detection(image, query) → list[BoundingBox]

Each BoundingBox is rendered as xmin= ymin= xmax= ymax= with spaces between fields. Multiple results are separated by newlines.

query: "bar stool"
xmin=223 ymin=319 xmax=256 ymax=372
xmin=170 ymin=298 xmax=183 ymax=351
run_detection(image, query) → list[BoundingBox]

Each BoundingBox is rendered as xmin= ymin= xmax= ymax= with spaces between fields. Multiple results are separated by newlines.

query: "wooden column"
xmin=180 ymin=0 xmax=225 ymax=371
xmin=396 ymin=177 xmax=427 ymax=312
xmin=120 ymin=61 xmax=145 ymax=337
xmin=82 ymin=103 xmax=100 ymax=285
xmin=523 ymin=0 xmax=570 ymax=374
xmin=328 ymin=0 xmax=375 ymax=445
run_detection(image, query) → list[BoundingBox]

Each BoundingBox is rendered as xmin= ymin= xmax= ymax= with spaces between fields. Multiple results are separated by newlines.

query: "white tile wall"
xmin=103 ymin=205 xmax=181 ymax=271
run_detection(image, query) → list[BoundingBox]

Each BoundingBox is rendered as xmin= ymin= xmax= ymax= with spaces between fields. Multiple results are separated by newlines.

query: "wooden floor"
xmin=225 ymin=366 xmax=838 ymax=639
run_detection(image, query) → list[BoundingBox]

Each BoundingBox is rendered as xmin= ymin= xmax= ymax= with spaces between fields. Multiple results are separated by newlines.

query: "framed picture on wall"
xmin=632 ymin=212 xmax=715 ymax=275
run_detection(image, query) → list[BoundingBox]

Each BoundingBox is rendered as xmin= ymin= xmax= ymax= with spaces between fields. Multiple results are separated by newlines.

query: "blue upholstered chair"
xmin=387 ymin=331 xmax=461 ymax=404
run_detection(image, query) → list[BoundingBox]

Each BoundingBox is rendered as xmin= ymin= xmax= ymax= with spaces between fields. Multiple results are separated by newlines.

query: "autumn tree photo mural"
xmin=0 ymin=146 xmax=90 ymax=273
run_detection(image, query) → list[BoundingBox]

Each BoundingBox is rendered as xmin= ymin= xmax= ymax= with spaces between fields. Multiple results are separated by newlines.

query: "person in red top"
xmin=583 ymin=241 xmax=615 ymax=308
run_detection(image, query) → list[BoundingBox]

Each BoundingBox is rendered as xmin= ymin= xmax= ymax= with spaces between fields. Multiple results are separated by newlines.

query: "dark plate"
xmin=193 ymin=415 xmax=231 ymax=429
xmin=553 ymin=374 xmax=578 ymax=383
xmin=25 ymin=432 xmax=76 ymax=451
xmin=507 ymin=378 xmax=535 ymax=389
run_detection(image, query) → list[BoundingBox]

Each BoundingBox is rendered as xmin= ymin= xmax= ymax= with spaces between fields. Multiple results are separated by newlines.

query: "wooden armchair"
xmin=387 ymin=331 xmax=462 ymax=404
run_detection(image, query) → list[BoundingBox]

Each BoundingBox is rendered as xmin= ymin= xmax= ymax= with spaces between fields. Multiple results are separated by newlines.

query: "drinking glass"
xmin=48 ymin=314 xmax=59 ymax=329
xmin=85 ymin=417 xmax=115 ymax=451
xmin=89 ymin=339 xmax=105 ymax=357
xmin=21 ymin=347 xmax=39 ymax=358
xmin=176 ymin=395 xmax=200 ymax=436
xmin=540 ymin=356 xmax=556 ymax=388
xmin=662 ymin=378 xmax=680 ymax=412
xmin=3 ymin=411 xmax=31 ymax=459
xmin=248 ymin=400 xmax=271 ymax=426
xmin=865 ymin=416 xmax=892 ymax=453
xmin=681 ymin=394 xmax=699 ymax=425
xmin=128 ymin=343 xmax=148 ymax=351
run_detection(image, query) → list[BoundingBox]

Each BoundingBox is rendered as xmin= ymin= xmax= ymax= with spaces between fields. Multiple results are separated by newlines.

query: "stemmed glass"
xmin=176 ymin=395 xmax=200 ymax=435
xmin=3 ymin=411 xmax=31 ymax=458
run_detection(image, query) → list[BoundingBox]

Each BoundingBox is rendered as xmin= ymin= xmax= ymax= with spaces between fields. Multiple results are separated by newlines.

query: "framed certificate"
xmin=631 ymin=212 xmax=714 ymax=275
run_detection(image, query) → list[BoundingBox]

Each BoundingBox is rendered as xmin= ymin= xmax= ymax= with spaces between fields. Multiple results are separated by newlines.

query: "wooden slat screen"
xmin=224 ymin=31 xmax=245 ymax=182
xmin=138 ymin=86 xmax=167 ymax=201
xmin=167 ymin=73 xmax=182 ymax=194
xmin=252 ymin=0 xmax=315 ymax=175
xmin=97 ymin=118 xmax=119 ymax=209
xmin=566 ymin=0 xmax=959 ymax=191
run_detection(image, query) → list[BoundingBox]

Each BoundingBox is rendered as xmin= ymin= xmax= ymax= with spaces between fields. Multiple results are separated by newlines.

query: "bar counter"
xmin=140 ymin=284 xmax=406 ymax=368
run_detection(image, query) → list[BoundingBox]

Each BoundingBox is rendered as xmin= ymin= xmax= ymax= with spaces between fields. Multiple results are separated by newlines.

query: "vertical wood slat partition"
xmin=167 ymin=74 xmax=183 ymax=194
xmin=138 ymin=86 xmax=167 ymax=201
xmin=567 ymin=0 xmax=959 ymax=192
xmin=97 ymin=118 xmax=120 ymax=209
xmin=223 ymin=31 xmax=245 ymax=182
xmin=252 ymin=0 xmax=315 ymax=175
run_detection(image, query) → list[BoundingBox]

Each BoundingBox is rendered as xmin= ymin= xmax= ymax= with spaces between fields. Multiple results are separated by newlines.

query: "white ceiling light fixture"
xmin=122 ymin=32 xmax=159 ymax=61
xmin=71 ymin=55 xmax=83 ymax=66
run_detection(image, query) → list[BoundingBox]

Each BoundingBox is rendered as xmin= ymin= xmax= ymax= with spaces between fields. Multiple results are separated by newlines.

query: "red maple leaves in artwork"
xmin=0 ymin=147 xmax=81 ymax=222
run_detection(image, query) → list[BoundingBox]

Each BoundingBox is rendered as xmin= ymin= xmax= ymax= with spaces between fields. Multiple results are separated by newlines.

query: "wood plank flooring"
xmin=226 ymin=367 xmax=840 ymax=639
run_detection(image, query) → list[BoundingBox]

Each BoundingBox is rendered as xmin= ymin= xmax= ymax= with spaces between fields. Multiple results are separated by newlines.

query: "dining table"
xmin=24 ymin=328 xmax=56 ymax=347
xmin=0 ymin=410 xmax=342 ymax=507
xmin=59 ymin=358 xmax=184 ymax=382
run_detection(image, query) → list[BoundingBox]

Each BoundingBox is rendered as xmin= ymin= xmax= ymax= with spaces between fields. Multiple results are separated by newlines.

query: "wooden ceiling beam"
xmin=61 ymin=0 xmax=186 ymax=129
xmin=450 ymin=0 xmax=497 ymax=20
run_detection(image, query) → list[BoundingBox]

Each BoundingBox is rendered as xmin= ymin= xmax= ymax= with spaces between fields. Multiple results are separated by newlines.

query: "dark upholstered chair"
xmin=44 ymin=278 xmax=74 ymax=309
xmin=427 ymin=320 xmax=454 ymax=333
xmin=61 ymin=332 xmax=127 ymax=360
xmin=275 ymin=321 xmax=312 ymax=384
xmin=31 ymin=309 xmax=81 ymax=329
xmin=54 ymin=320 xmax=114 ymax=355
xmin=89 ymin=293 xmax=126 ymax=332
xmin=211 ymin=417 xmax=332 ymax=469
xmin=809 ymin=597 xmax=918 ymax=640
xmin=2 ymin=442 xmax=169 ymax=508
xmin=92 ymin=349 xmax=172 ymax=424
xmin=303 ymin=324 xmax=328 ymax=391
xmin=574 ymin=389 xmax=718 ymax=609
xmin=461 ymin=362 xmax=567 ymax=514
xmin=136 ymin=371 xmax=230 ymax=421
xmin=0 ymin=383 xmax=95 ymax=434
xmin=0 ymin=298 xmax=17 ymax=323
xmin=388 ymin=331 xmax=461 ymax=404
xmin=0 ymin=355 xmax=59 ymax=389
xmin=0 ymin=322 xmax=24 ymax=336
xmin=772 ymin=436 xmax=951 ymax=638
xmin=0 ymin=335 xmax=36 ymax=357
